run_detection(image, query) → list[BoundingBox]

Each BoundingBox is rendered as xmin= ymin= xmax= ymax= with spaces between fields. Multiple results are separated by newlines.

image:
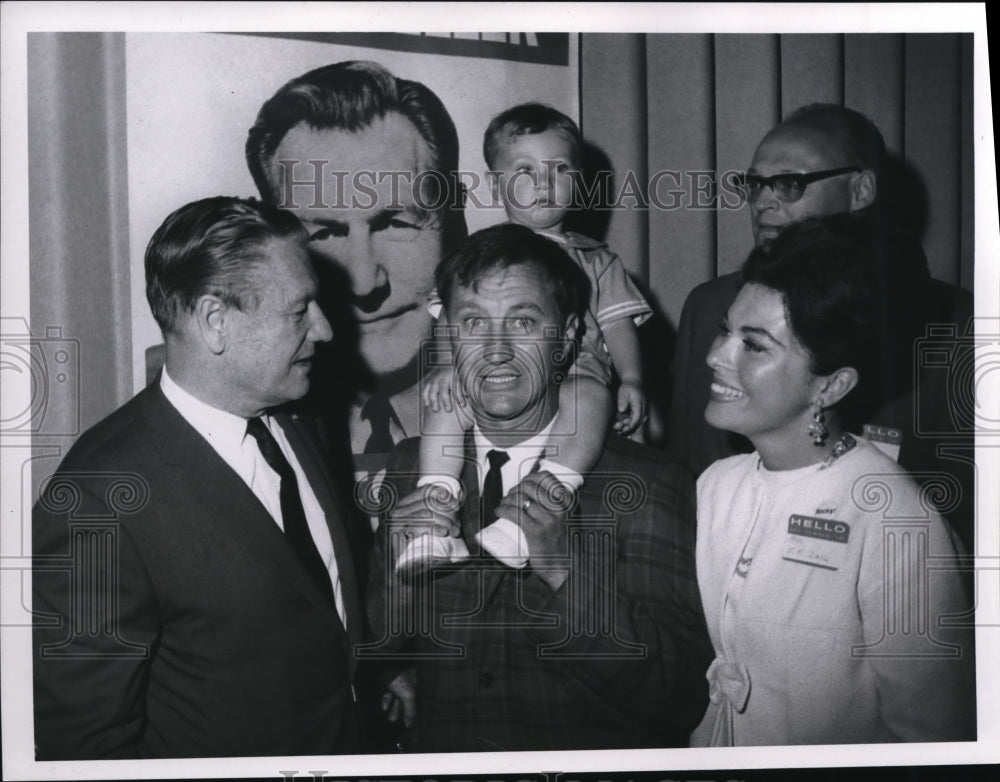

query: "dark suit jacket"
xmin=366 ymin=434 xmax=712 ymax=752
xmin=666 ymin=271 xmax=977 ymax=552
xmin=33 ymin=382 xmax=368 ymax=759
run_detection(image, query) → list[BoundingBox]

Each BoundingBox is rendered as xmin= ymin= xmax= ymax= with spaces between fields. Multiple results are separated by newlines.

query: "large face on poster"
xmin=126 ymin=33 xmax=579 ymax=461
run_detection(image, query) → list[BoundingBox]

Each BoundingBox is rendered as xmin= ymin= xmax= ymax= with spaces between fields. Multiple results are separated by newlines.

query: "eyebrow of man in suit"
xmin=32 ymin=196 xmax=369 ymax=759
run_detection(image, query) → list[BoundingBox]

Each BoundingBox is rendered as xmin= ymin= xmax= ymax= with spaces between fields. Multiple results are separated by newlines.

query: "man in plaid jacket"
xmin=364 ymin=224 xmax=711 ymax=752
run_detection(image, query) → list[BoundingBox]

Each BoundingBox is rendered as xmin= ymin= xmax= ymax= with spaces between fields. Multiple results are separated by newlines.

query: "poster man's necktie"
xmin=361 ymin=393 xmax=397 ymax=454
xmin=246 ymin=417 xmax=335 ymax=606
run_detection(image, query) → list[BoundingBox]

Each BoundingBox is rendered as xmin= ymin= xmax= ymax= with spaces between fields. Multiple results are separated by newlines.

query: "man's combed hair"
xmin=145 ymin=196 xmax=307 ymax=333
xmin=740 ymin=213 xmax=931 ymax=430
xmin=482 ymin=102 xmax=583 ymax=171
xmin=783 ymin=103 xmax=888 ymax=178
xmin=246 ymin=60 xmax=461 ymax=204
xmin=436 ymin=223 xmax=591 ymax=331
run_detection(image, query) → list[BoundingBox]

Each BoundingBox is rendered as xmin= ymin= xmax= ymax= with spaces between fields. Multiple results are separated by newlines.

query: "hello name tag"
xmin=864 ymin=423 xmax=903 ymax=462
xmin=781 ymin=514 xmax=850 ymax=570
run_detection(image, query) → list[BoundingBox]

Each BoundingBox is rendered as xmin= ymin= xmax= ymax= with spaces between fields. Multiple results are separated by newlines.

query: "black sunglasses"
xmin=738 ymin=166 xmax=862 ymax=203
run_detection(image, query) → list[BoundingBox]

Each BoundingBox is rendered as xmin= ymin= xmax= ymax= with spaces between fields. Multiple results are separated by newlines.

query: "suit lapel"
xmin=138 ymin=384 xmax=346 ymax=627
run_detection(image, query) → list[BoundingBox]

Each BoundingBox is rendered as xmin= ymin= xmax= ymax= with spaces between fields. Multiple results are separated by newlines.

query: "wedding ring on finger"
xmin=521 ymin=500 xmax=532 ymax=512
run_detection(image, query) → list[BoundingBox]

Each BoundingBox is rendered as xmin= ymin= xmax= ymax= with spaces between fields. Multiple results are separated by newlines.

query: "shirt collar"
xmin=534 ymin=228 xmax=605 ymax=251
xmin=473 ymin=418 xmax=556 ymax=492
xmin=160 ymin=366 xmax=258 ymax=459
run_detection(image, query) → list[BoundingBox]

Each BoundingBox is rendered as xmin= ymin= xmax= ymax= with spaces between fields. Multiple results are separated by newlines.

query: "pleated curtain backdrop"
xmin=28 ymin=33 xmax=133 ymax=435
xmin=27 ymin=33 xmax=133 ymax=499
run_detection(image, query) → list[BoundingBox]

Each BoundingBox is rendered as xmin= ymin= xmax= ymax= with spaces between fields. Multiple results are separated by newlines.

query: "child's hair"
xmin=483 ymin=102 xmax=583 ymax=170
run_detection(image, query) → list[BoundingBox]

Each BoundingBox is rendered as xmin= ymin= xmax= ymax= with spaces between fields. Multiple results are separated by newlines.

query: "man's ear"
xmin=850 ymin=169 xmax=877 ymax=211
xmin=817 ymin=366 xmax=859 ymax=409
xmin=194 ymin=294 xmax=229 ymax=355
xmin=433 ymin=310 xmax=460 ymax=351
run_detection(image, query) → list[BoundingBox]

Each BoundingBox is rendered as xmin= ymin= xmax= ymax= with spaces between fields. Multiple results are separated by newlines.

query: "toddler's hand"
xmin=613 ymin=381 xmax=646 ymax=435
xmin=422 ymin=366 xmax=465 ymax=413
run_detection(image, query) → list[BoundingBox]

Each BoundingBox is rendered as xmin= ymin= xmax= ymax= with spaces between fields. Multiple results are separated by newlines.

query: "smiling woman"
xmin=692 ymin=213 xmax=975 ymax=746
xmin=704 ymin=282 xmax=849 ymax=471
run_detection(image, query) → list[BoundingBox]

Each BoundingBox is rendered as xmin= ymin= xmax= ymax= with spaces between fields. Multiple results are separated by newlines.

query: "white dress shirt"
xmin=468 ymin=423 xmax=555 ymax=567
xmin=408 ymin=419 xmax=584 ymax=569
xmin=472 ymin=423 xmax=554 ymax=497
xmin=160 ymin=368 xmax=346 ymax=627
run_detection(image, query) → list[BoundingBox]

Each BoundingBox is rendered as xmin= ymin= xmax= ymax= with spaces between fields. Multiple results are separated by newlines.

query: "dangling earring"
xmin=807 ymin=401 xmax=829 ymax=446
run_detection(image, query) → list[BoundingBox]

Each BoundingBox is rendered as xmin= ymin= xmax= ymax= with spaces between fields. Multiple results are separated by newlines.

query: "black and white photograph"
xmin=1 ymin=3 xmax=997 ymax=781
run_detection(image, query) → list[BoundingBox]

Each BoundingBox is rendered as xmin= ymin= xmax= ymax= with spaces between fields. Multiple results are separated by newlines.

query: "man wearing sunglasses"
xmin=668 ymin=103 xmax=975 ymax=553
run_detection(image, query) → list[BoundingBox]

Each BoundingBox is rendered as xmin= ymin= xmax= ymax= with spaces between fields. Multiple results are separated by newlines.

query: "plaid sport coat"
xmin=364 ymin=433 xmax=712 ymax=752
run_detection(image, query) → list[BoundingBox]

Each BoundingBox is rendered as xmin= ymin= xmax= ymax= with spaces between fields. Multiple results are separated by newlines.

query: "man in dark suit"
xmin=33 ymin=197 xmax=367 ymax=758
xmin=365 ymin=224 xmax=712 ymax=752
xmin=667 ymin=104 xmax=975 ymax=551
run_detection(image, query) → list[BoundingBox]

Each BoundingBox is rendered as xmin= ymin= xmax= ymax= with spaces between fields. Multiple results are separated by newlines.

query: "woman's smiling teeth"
xmin=710 ymin=380 xmax=746 ymax=400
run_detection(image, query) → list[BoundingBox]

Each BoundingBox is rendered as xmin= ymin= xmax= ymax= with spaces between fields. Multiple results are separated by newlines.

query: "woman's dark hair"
xmin=740 ymin=213 xmax=931 ymax=431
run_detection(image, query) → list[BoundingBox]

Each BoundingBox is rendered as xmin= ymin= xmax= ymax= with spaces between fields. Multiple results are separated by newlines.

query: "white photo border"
xmin=2 ymin=3 xmax=997 ymax=780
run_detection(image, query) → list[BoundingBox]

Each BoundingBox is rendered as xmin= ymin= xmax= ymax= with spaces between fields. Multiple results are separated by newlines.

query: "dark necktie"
xmin=246 ymin=417 xmax=335 ymax=606
xmin=361 ymin=393 xmax=397 ymax=455
xmin=481 ymin=449 xmax=510 ymax=531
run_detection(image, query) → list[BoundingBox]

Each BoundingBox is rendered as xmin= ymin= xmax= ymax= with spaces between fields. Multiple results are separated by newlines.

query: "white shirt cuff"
xmin=536 ymin=458 xmax=585 ymax=491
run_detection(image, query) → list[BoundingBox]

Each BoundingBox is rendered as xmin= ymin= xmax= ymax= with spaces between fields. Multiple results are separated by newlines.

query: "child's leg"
xmin=417 ymin=312 xmax=471 ymax=499
xmin=418 ymin=401 xmax=471 ymax=500
xmin=477 ymin=375 xmax=611 ymax=569
xmin=545 ymin=374 xmax=614 ymax=477
xmin=398 ymin=386 xmax=472 ymax=576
